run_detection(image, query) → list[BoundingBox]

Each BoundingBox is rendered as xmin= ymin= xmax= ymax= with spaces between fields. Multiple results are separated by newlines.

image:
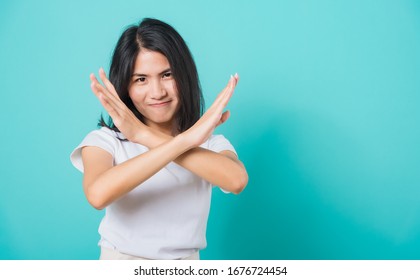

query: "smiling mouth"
xmin=150 ymin=100 xmax=171 ymax=107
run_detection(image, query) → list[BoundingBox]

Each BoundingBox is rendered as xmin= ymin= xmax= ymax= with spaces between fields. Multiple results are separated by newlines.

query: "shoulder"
xmin=88 ymin=127 xmax=122 ymax=140
xmin=80 ymin=127 xmax=123 ymax=152
xmin=70 ymin=127 xmax=122 ymax=172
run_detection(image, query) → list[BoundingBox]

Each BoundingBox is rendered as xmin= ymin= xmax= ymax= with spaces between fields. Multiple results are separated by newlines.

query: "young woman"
xmin=70 ymin=18 xmax=248 ymax=260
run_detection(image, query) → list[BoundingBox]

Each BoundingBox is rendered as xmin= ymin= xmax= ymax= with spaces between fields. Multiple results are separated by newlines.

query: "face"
xmin=128 ymin=49 xmax=179 ymax=133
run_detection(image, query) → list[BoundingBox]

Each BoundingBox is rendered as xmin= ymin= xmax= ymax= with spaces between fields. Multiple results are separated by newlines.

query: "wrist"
xmin=135 ymin=127 xmax=174 ymax=149
xmin=177 ymin=130 xmax=200 ymax=151
xmin=173 ymin=133 xmax=195 ymax=154
xmin=132 ymin=126 xmax=152 ymax=146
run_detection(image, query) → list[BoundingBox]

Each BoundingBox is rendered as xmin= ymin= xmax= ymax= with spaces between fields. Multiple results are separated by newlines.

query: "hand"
xmin=89 ymin=68 xmax=148 ymax=143
xmin=181 ymin=74 xmax=239 ymax=148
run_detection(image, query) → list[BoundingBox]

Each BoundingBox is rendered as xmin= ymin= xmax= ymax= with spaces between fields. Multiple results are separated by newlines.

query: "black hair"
xmin=99 ymin=18 xmax=204 ymax=134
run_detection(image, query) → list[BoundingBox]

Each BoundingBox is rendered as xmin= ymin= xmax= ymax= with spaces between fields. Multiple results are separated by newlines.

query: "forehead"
xmin=133 ymin=49 xmax=170 ymax=74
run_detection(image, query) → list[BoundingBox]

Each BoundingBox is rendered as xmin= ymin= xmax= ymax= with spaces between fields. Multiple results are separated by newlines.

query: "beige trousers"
xmin=99 ymin=246 xmax=200 ymax=260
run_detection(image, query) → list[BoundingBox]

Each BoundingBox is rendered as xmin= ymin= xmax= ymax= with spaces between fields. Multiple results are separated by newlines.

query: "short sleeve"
xmin=70 ymin=128 xmax=118 ymax=173
xmin=207 ymin=134 xmax=237 ymax=155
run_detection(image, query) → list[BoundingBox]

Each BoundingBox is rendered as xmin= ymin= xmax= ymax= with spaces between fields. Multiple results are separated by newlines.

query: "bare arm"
xmin=143 ymin=130 xmax=248 ymax=194
xmin=82 ymin=134 xmax=192 ymax=210
xmin=82 ymin=70 xmax=248 ymax=209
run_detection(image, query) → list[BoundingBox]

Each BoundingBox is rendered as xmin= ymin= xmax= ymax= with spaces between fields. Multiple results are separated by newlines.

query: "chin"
xmin=148 ymin=117 xmax=174 ymax=126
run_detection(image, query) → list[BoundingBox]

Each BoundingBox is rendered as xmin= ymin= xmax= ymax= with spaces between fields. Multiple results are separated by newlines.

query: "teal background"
xmin=1 ymin=0 xmax=419 ymax=259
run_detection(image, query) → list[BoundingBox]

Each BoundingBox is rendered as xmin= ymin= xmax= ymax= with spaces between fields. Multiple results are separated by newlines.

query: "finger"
xmin=90 ymin=73 xmax=101 ymax=92
xmin=216 ymin=75 xmax=236 ymax=107
xmin=91 ymin=72 xmax=127 ymax=112
xmin=234 ymin=73 xmax=240 ymax=85
xmin=90 ymin=75 xmax=103 ymax=98
xmin=90 ymin=77 xmax=106 ymax=98
xmin=91 ymin=82 xmax=123 ymax=111
xmin=98 ymin=93 xmax=121 ymax=120
xmin=90 ymin=81 xmax=125 ymax=117
xmin=92 ymin=69 xmax=120 ymax=103
xmin=211 ymin=75 xmax=236 ymax=109
xmin=99 ymin=68 xmax=119 ymax=98
xmin=97 ymin=70 xmax=129 ymax=111
xmin=90 ymin=74 xmax=108 ymax=98
xmin=90 ymin=72 xmax=98 ymax=83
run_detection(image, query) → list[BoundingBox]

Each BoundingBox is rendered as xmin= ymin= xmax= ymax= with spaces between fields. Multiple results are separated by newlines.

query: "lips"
xmin=149 ymin=100 xmax=171 ymax=107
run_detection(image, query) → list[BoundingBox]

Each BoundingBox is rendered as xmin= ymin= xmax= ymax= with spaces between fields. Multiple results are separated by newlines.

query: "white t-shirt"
xmin=70 ymin=127 xmax=236 ymax=259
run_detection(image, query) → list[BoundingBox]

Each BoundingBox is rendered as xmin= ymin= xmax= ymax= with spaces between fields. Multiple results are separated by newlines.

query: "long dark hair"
xmin=99 ymin=18 xmax=204 ymax=134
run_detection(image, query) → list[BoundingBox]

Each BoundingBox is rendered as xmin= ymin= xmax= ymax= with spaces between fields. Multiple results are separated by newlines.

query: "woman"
xmin=71 ymin=18 xmax=248 ymax=260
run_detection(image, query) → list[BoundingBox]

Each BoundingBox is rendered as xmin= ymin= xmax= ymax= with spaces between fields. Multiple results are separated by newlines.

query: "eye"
xmin=135 ymin=77 xmax=146 ymax=83
xmin=162 ymin=72 xmax=172 ymax=79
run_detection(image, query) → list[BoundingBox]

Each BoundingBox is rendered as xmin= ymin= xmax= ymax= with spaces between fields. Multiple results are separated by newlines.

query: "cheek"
xmin=128 ymin=87 xmax=145 ymax=103
xmin=166 ymin=80 xmax=179 ymax=98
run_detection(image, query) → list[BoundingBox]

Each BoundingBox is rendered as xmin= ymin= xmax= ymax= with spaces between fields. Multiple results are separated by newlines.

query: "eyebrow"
xmin=132 ymin=68 xmax=171 ymax=77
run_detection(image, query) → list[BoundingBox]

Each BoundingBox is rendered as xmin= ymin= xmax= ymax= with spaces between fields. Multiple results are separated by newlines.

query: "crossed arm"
xmin=82 ymin=69 xmax=248 ymax=210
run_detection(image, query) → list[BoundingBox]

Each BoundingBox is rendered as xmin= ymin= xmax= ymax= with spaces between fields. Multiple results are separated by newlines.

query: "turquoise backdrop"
xmin=1 ymin=0 xmax=419 ymax=259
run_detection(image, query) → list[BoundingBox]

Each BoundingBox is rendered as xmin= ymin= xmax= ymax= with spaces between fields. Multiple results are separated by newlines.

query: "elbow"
xmin=229 ymin=172 xmax=248 ymax=195
xmin=87 ymin=197 xmax=107 ymax=210
xmin=83 ymin=183 xmax=108 ymax=210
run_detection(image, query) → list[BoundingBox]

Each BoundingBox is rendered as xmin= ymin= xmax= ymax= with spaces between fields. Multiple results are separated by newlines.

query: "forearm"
xmin=138 ymin=130 xmax=248 ymax=193
xmin=85 ymin=134 xmax=191 ymax=209
xmin=90 ymin=69 xmax=246 ymax=195
xmin=176 ymin=148 xmax=248 ymax=193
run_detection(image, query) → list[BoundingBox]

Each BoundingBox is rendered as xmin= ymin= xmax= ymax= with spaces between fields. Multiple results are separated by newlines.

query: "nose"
xmin=150 ymin=80 xmax=167 ymax=99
